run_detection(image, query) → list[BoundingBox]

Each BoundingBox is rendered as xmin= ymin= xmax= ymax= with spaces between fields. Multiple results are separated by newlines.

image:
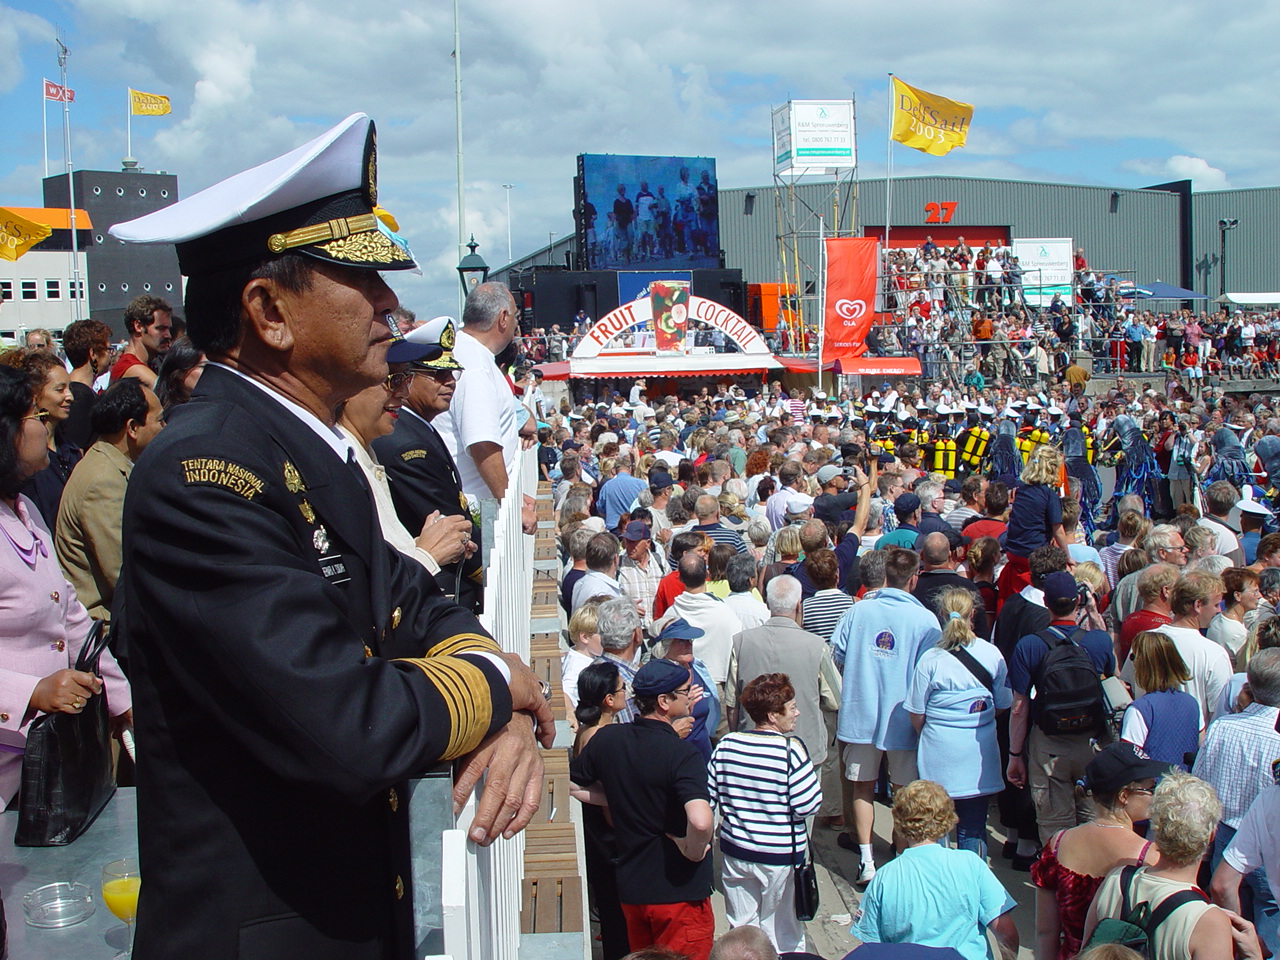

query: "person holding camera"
xmin=1164 ymin=415 xmax=1201 ymax=513
xmin=1007 ymin=571 xmax=1118 ymax=847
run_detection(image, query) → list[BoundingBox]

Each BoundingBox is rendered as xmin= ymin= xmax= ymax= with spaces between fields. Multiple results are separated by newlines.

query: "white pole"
xmin=58 ymin=39 xmax=83 ymax=323
xmin=453 ymin=0 xmax=465 ymax=259
xmin=884 ymin=74 xmax=894 ymax=254
xmin=817 ymin=215 xmax=827 ymax=396
xmin=127 ymin=88 xmax=132 ymax=158
xmin=42 ymin=83 xmax=48 ymax=178
xmin=502 ymin=183 xmax=513 ymax=263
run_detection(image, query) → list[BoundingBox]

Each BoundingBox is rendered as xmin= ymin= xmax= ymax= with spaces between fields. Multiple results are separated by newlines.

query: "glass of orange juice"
xmin=102 ymin=858 xmax=140 ymax=958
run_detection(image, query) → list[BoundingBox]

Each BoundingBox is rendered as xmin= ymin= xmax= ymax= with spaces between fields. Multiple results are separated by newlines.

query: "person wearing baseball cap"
xmin=876 ymin=492 xmax=922 ymax=549
xmin=652 ymin=618 xmax=719 ymax=762
xmin=1007 ymin=570 xmax=1118 ymax=862
xmin=618 ymin=521 xmax=665 ymax=635
xmin=569 ymin=655 xmax=715 ymax=958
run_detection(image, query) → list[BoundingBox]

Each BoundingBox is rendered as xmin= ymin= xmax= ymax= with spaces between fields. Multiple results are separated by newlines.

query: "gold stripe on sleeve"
xmin=425 ymin=632 xmax=501 ymax=658
xmin=394 ymin=657 xmax=492 ymax=759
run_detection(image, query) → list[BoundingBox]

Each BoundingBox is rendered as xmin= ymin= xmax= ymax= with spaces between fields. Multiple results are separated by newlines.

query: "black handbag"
xmin=786 ymin=738 xmax=820 ymax=922
xmin=15 ymin=620 xmax=118 ymax=846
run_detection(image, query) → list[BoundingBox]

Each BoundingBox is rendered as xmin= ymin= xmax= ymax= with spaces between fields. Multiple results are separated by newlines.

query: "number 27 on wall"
xmin=924 ymin=202 xmax=958 ymax=224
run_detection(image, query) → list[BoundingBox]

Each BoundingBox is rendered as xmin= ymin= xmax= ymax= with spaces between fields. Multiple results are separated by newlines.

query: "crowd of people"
xmin=553 ymin=366 xmax=1280 ymax=960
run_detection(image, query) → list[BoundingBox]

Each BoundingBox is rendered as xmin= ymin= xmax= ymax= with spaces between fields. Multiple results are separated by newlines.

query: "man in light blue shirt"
xmin=596 ymin=452 xmax=647 ymax=532
xmin=830 ymin=546 xmax=941 ymax=884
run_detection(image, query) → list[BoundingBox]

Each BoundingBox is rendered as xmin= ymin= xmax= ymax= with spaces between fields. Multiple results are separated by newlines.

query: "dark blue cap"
xmin=632 ymin=658 xmax=691 ymax=696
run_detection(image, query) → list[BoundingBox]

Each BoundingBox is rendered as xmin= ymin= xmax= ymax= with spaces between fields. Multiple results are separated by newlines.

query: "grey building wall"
xmin=44 ymin=170 xmax=182 ymax=336
xmin=719 ymin=176 xmax=1185 ymax=294
xmin=1190 ymin=188 xmax=1280 ymax=298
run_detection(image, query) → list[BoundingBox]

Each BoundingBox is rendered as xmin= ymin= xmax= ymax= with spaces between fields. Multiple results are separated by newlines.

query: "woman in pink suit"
xmin=0 ymin=365 xmax=131 ymax=807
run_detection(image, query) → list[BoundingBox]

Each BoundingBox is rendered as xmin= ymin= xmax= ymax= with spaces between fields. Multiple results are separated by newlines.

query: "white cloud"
xmin=1123 ymin=155 xmax=1232 ymax=190
xmin=6 ymin=0 xmax=1280 ymax=308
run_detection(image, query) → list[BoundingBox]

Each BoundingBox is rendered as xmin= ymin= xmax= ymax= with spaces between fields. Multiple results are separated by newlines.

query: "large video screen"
xmin=576 ymin=154 xmax=720 ymax=271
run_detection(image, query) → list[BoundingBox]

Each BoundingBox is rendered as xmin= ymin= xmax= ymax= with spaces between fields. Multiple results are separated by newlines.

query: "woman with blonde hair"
xmin=759 ymin=524 xmax=802 ymax=594
xmin=905 ymin=588 xmax=1012 ymax=858
xmin=1120 ymin=631 xmax=1200 ymax=769
xmin=1083 ymin=771 xmax=1261 ymax=960
xmin=853 ymin=779 xmax=1020 ymax=958
xmin=998 ymin=443 xmax=1071 ymax=602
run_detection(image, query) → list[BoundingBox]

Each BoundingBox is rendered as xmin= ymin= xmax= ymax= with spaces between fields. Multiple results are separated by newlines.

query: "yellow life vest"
xmin=1082 ymin=425 xmax=1095 ymax=465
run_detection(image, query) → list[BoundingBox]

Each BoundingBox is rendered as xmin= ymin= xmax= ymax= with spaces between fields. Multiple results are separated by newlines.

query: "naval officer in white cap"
xmin=112 ymin=114 xmax=554 ymax=960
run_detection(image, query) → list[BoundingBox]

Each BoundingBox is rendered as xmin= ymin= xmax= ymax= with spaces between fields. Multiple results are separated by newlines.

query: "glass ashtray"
xmin=23 ymin=882 xmax=96 ymax=928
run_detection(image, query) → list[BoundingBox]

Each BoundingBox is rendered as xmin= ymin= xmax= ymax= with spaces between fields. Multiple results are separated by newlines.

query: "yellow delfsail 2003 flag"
xmin=890 ymin=77 xmax=973 ymax=157
xmin=0 ymin=208 xmax=53 ymax=262
xmin=129 ymin=88 xmax=171 ymax=116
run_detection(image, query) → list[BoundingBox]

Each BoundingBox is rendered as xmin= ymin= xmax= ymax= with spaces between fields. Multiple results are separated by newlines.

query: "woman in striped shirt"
xmin=707 ymin=672 xmax=821 ymax=954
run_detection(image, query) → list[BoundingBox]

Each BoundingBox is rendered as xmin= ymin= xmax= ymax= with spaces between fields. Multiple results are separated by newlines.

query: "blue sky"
xmin=2 ymin=0 xmax=1274 ymax=311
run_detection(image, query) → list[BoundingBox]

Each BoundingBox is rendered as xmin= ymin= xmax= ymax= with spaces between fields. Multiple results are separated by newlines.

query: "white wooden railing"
xmin=430 ymin=448 xmax=536 ymax=960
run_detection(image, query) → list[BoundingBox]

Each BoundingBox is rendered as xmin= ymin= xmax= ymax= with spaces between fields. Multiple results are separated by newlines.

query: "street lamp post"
xmin=1219 ymin=217 xmax=1238 ymax=299
xmin=502 ymin=184 xmax=513 ymax=264
xmin=456 ymin=235 xmax=489 ymax=297
xmin=547 ymin=231 xmax=557 ymax=266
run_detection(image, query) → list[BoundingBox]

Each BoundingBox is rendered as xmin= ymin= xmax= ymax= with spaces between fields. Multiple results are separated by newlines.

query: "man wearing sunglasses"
xmin=374 ymin=317 xmax=483 ymax=613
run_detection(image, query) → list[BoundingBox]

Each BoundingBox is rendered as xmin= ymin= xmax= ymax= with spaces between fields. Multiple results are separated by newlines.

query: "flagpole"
xmin=57 ymin=38 xmax=82 ymax=323
xmin=817 ymin=215 xmax=827 ymax=396
xmin=884 ymin=74 xmax=895 ymax=327
xmin=42 ymin=83 xmax=48 ymax=178
xmin=884 ymin=74 xmax=894 ymax=253
xmin=127 ymin=88 xmax=132 ymax=159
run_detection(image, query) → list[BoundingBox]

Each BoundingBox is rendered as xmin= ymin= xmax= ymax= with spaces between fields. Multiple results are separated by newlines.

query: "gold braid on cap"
xmin=266 ymin=213 xmax=381 ymax=254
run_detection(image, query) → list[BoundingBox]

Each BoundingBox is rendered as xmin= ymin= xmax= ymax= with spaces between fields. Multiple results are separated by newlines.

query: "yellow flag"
xmin=890 ymin=77 xmax=973 ymax=157
xmin=0 ymin=208 xmax=53 ymax=262
xmin=129 ymin=88 xmax=172 ymax=116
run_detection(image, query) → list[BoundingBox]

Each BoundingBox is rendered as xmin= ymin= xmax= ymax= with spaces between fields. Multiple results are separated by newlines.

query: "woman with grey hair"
xmin=1084 ymin=770 xmax=1262 ymax=960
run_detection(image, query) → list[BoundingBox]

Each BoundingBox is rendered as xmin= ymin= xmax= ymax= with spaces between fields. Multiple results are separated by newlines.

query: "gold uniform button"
xmin=54 ymin=640 xmax=66 ymax=652
xmin=394 ymin=875 xmax=404 ymax=900
xmin=388 ymin=788 xmax=399 ymax=812
xmin=364 ymin=645 xmax=373 ymax=659
xmin=0 ymin=713 xmax=9 ymax=723
xmin=390 ymin=607 xmax=402 ymax=629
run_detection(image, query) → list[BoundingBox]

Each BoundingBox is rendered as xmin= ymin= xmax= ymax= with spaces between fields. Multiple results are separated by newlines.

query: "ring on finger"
xmin=72 ymin=698 xmax=84 ymax=709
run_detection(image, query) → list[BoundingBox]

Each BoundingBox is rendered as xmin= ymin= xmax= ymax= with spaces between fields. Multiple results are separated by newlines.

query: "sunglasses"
xmin=22 ymin=410 xmax=50 ymax=424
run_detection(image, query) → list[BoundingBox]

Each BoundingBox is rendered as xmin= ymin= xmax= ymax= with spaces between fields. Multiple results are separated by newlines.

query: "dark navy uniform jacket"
xmin=120 ymin=365 xmax=510 ymax=960
xmin=373 ymin=406 xmax=483 ymax=612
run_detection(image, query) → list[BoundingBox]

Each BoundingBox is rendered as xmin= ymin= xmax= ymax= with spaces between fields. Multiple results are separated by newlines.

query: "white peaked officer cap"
xmin=111 ymin=113 xmax=417 ymax=277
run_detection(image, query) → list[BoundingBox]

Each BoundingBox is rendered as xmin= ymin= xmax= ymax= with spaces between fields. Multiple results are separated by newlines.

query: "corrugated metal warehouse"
xmin=718 ymin=175 xmax=1278 ymax=299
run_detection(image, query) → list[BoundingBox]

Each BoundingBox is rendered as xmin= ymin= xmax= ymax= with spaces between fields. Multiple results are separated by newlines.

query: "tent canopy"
xmin=1135 ymin=281 xmax=1208 ymax=300
xmin=1215 ymin=293 xmax=1280 ymax=306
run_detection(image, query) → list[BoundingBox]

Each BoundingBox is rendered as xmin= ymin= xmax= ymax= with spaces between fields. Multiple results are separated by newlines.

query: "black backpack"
xmin=1031 ymin=625 xmax=1106 ymax=736
xmin=1084 ymin=865 xmax=1209 ymax=958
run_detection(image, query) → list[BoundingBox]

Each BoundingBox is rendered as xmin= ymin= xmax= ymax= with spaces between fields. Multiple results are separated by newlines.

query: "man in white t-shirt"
xmin=1125 ymin=571 xmax=1233 ymax=729
xmin=433 ymin=282 xmax=523 ymax=500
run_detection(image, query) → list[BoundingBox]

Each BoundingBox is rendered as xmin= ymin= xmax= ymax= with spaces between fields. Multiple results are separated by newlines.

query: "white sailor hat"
xmin=978 ymin=404 xmax=996 ymax=416
xmin=110 ymin=113 xmax=417 ymax=276
xmin=388 ymin=316 xmax=464 ymax=368
xmin=1048 ymin=405 xmax=1064 ymax=416
xmin=963 ymin=401 xmax=978 ymax=411
xmin=935 ymin=403 xmax=952 ymax=416
xmin=1026 ymin=399 xmax=1043 ymax=411
xmin=1239 ymin=497 xmax=1274 ymax=517
xmin=1227 ymin=421 xmax=1248 ymax=431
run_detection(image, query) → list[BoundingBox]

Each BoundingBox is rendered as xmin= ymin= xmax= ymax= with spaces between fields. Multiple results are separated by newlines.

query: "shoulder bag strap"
xmin=949 ymin=645 xmax=995 ymax=695
xmin=1145 ymin=887 xmax=1210 ymax=936
xmin=1118 ymin=864 xmax=1139 ymax=922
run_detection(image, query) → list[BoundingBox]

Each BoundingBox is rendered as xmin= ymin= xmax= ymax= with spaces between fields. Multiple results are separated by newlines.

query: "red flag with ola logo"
xmin=822 ymin=237 xmax=879 ymax=359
